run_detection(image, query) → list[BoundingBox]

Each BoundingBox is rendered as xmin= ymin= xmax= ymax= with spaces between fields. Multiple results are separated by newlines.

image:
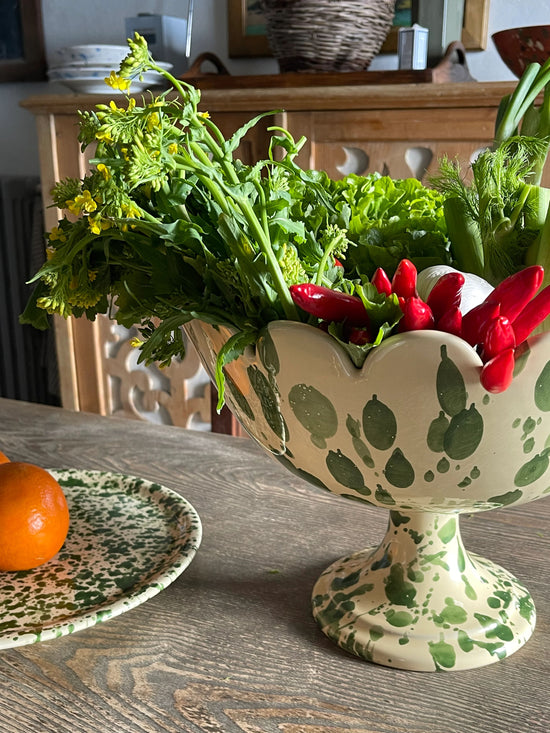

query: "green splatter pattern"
xmin=311 ymin=511 xmax=535 ymax=671
xmin=185 ymin=320 xmax=550 ymax=671
xmin=0 ymin=469 xmax=201 ymax=649
xmin=362 ymin=396 xmax=397 ymax=450
xmin=189 ymin=320 xmax=550 ymax=515
xmin=289 ymin=383 xmax=338 ymax=448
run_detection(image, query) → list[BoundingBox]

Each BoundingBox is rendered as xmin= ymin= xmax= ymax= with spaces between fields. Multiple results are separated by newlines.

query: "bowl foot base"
xmin=311 ymin=510 xmax=536 ymax=671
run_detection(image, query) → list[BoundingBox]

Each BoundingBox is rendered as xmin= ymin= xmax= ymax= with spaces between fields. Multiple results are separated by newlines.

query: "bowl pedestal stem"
xmin=311 ymin=509 xmax=535 ymax=671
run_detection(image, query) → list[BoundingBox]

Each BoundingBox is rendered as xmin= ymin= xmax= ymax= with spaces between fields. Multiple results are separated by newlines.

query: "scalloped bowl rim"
xmin=187 ymin=319 xmax=550 ymax=515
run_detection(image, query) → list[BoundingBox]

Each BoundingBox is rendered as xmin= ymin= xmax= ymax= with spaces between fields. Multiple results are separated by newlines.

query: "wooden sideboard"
xmin=22 ymin=80 xmax=521 ymax=432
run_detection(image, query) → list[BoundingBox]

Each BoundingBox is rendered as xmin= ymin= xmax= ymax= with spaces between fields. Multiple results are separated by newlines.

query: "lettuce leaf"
xmin=322 ymin=173 xmax=452 ymax=279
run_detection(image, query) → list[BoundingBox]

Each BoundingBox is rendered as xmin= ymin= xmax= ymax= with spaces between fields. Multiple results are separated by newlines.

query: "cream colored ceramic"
xmin=186 ymin=320 xmax=550 ymax=671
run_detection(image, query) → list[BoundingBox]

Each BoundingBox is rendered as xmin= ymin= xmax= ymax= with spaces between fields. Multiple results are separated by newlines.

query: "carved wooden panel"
xmin=311 ymin=141 xmax=492 ymax=182
xmin=96 ymin=315 xmax=211 ymax=429
xmin=283 ymin=108 xmax=496 ymax=183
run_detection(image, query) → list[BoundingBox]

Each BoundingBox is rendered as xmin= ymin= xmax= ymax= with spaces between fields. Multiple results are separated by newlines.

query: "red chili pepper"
xmin=398 ymin=296 xmax=434 ymax=332
xmin=482 ymin=315 xmax=516 ymax=361
xmin=289 ymin=283 xmax=369 ymax=326
xmin=334 ymin=258 xmax=344 ymax=268
xmin=461 ymin=301 xmax=501 ymax=347
xmin=372 ymin=267 xmax=392 ymax=296
xmin=512 ymin=284 xmax=550 ymax=346
xmin=426 ymin=272 xmax=465 ymax=322
xmin=436 ymin=306 xmax=462 ymax=338
xmin=483 ymin=265 xmax=544 ymax=322
xmin=391 ymin=259 xmax=417 ymax=299
xmin=480 ymin=348 xmax=515 ymax=394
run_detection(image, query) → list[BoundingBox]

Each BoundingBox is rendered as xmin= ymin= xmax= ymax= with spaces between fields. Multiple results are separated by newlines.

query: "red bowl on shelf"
xmin=492 ymin=25 xmax=550 ymax=77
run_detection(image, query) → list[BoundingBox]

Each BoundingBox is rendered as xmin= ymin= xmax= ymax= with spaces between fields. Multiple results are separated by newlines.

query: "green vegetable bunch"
xmin=433 ymin=57 xmax=550 ymax=285
xmin=22 ymin=33 xmax=442 ymax=385
xmin=23 ymin=34 xmax=357 ymax=367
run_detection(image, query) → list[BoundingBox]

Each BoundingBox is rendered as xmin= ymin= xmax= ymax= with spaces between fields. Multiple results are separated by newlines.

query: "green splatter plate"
xmin=0 ymin=468 xmax=202 ymax=648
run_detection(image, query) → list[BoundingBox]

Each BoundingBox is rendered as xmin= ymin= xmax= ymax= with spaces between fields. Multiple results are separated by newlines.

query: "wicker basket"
xmin=261 ymin=0 xmax=396 ymax=73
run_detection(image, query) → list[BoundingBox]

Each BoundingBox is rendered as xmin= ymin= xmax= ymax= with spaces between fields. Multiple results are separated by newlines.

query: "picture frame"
xmin=227 ymin=0 xmax=490 ymax=58
xmin=381 ymin=0 xmax=490 ymax=53
xmin=0 ymin=0 xmax=46 ymax=83
xmin=227 ymin=0 xmax=271 ymax=58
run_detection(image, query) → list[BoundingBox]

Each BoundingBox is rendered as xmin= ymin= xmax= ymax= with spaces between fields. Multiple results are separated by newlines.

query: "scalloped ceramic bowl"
xmin=186 ymin=319 xmax=550 ymax=671
xmin=492 ymin=26 xmax=550 ymax=77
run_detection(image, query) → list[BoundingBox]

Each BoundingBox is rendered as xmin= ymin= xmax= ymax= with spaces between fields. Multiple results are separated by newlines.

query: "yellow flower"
xmin=97 ymin=163 xmax=110 ymax=181
xmin=147 ymin=111 xmax=160 ymax=131
xmin=130 ymin=337 xmax=144 ymax=348
xmin=66 ymin=189 xmax=97 ymax=215
xmin=81 ymin=191 xmax=98 ymax=212
xmin=48 ymin=226 xmax=66 ymax=243
xmin=88 ymin=270 xmax=98 ymax=282
xmin=198 ymin=111 xmax=210 ymax=120
xmin=107 ymin=98 xmax=134 ymax=114
xmin=96 ymin=127 xmax=114 ymax=143
xmin=104 ymin=71 xmax=131 ymax=91
xmin=168 ymin=143 xmax=178 ymax=155
xmin=89 ymin=219 xmax=101 ymax=234
xmin=121 ymin=202 xmax=142 ymax=219
xmin=88 ymin=215 xmax=110 ymax=235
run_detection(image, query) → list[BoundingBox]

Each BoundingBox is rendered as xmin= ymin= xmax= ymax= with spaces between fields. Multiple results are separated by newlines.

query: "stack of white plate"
xmin=47 ymin=44 xmax=173 ymax=94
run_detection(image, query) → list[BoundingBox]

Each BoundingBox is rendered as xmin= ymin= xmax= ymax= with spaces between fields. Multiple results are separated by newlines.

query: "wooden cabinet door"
xmin=282 ymin=106 xmax=497 ymax=182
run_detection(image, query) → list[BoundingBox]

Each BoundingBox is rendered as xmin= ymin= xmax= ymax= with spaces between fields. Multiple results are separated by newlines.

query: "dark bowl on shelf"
xmin=492 ymin=25 xmax=550 ymax=77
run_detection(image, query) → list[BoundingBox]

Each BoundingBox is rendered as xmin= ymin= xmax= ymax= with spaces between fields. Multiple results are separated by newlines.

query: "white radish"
xmin=416 ymin=265 xmax=494 ymax=315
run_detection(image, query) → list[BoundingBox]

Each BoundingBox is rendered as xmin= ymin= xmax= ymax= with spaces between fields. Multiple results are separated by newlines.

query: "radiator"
xmin=0 ymin=176 xmax=59 ymax=405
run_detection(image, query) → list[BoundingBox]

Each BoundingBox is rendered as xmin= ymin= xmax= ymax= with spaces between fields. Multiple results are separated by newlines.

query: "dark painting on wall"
xmin=0 ymin=0 xmax=24 ymax=59
xmin=0 ymin=0 xmax=46 ymax=82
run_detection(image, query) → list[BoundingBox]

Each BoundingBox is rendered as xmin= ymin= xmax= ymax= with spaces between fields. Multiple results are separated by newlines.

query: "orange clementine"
xmin=0 ymin=462 xmax=70 ymax=571
xmin=0 ymin=451 xmax=10 ymax=465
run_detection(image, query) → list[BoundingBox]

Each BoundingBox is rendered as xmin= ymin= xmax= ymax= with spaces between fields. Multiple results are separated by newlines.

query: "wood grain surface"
xmin=0 ymin=398 xmax=549 ymax=733
xmin=20 ymin=81 xmax=518 ymax=116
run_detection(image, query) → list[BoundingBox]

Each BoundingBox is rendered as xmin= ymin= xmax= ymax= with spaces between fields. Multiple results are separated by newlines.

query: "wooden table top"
xmin=0 ymin=397 xmax=549 ymax=732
